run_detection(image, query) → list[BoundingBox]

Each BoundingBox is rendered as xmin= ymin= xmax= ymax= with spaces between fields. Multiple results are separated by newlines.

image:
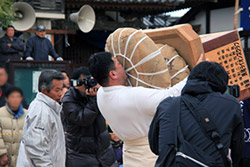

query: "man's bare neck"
xmin=104 ymin=81 xmax=125 ymax=87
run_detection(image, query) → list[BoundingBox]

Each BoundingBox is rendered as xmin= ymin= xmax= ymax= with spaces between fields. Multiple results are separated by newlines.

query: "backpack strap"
xmin=168 ymin=97 xmax=182 ymax=149
xmin=171 ymin=96 xmax=188 ymax=153
xmin=175 ymin=97 xmax=185 ymax=150
xmin=181 ymin=94 xmax=229 ymax=167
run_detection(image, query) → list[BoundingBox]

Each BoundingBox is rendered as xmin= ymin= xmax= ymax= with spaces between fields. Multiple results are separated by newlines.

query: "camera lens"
xmin=88 ymin=79 xmax=97 ymax=87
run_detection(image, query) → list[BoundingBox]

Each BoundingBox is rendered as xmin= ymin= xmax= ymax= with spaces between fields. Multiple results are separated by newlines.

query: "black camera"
xmin=226 ymin=84 xmax=240 ymax=98
xmin=70 ymin=76 xmax=98 ymax=91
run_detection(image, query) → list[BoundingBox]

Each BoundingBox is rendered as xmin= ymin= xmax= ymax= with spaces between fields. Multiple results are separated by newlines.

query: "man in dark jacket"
xmin=23 ymin=25 xmax=63 ymax=61
xmin=0 ymin=25 xmax=24 ymax=62
xmin=149 ymin=61 xmax=244 ymax=167
xmin=62 ymin=67 xmax=117 ymax=167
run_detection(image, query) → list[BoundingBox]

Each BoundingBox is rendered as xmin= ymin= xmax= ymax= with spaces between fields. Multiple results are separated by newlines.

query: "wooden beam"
xmin=51 ymin=34 xmax=55 ymax=46
xmin=21 ymin=29 xmax=76 ymax=35
xmin=64 ymin=1 xmax=175 ymax=10
xmin=234 ymin=0 xmax=240 ymax=29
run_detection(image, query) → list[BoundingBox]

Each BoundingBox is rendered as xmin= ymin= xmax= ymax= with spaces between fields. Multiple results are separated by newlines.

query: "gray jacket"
xmin=17 ymin=92 xmax=66 ymax=167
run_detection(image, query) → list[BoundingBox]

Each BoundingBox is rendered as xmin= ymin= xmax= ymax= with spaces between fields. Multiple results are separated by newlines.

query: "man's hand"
xmin=7 ymin=43 xmax=11 ymax=48
xmin=56 ymin=57 xmax=63 ymax=61
xmin=85 ymin=84 xmax=100 ymax=96
xmin=195 ymin=53 xmax=209 ymax=66
xmin=26 ymin=57 xmax=34 ymax=61
xmin=0 ymin=154 xmax=8 ymax=166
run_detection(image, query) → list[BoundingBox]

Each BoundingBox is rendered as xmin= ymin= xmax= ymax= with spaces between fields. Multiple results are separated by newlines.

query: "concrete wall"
xmin=189 ymin=7 xmax=250 ymax=51
xmin=189 ymin=7 xmax=241 ymax=35
xmin=189 ymin=10 xmax=206 ymax=34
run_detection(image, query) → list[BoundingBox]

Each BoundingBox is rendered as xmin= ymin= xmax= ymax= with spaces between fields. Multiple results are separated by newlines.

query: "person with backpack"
xmin=149 ymin=61 xmax=244 ymax=167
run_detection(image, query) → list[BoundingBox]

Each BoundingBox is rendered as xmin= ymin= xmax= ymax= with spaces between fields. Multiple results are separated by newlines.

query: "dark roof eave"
xmin=65 ymin=1 xmax=178 ymax=11
xmin=65 ymin=0 xmax=234 ymax=13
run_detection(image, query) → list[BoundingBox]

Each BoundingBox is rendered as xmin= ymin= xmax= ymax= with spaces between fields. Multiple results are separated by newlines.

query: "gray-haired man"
xmin=24 ymin=25 xmax=63 ymax=61
xmin=17 ymin=70 xmax=66 ymax=167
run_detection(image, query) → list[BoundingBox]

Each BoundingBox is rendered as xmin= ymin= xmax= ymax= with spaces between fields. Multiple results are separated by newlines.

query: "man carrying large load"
xmin=89 ymin=23 xmax=249 ymax=166
xmin=89 ymin=25 xmax=205 ymax=167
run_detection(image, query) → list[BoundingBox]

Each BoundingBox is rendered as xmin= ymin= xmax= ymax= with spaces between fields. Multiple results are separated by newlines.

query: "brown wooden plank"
xmin=201 ymin=31 xmax=239 ymax=53
xmin=21 ymin=29 xmax=76 ymax=35
xmin=143 ymin=24 xmax=204 ymax=69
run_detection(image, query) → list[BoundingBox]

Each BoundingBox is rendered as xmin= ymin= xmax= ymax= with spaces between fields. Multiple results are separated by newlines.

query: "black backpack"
xmin=173 ymin=94 xmax=230 ymax=167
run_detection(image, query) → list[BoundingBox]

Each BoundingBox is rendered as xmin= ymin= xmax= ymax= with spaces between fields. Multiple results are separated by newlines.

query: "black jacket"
xmin=23 ymin=35 xmax=59 ymax=60
xmin=62 ymin=87 xmax=116 ymax=167
xmin=149 ymin=79 xmax=244 ymax=167
xmin=0 ymin=35 xmax=24 ymax=62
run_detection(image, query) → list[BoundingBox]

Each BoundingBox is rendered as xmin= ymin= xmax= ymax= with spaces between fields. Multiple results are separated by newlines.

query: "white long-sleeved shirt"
xmin=97 ymin=78 xmax=187 ymax=141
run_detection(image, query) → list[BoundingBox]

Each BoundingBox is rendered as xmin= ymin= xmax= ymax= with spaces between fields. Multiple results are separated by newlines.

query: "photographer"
xmin=62 ymin=67 xmax=117 ymax=167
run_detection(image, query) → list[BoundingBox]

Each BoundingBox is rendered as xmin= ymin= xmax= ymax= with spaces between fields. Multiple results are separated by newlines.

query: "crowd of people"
xmin=0 ymin=25 xmax=249 ymax=167
xmin=0 ymin=25 xmax=63 ymax=63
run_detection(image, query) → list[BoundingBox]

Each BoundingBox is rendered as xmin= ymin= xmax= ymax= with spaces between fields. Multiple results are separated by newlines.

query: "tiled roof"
xmin=22 ymin=0 xmax=64 ymax=13
xmin=65 ymin=0 xmax=233 ymax=13
xmin=66 ymin=0 xmax=185 ymax=4
xmin=65 ymin=0 xmax=216 ymax=4
xmin=22 ymin=0 xmax=234 ymax=14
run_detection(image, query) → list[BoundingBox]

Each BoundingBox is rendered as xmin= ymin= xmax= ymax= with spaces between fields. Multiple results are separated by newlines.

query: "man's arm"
xmin=1 ymin=38 xmax=18 ymax=54
xmin=63 ymin=97 xmax=99 ymax=127
xmin=22 ymin=107 xmax=54 ymax=166
xmin=48 ymin=41 xmax=59 ymax=59
xmin=163 ymin=77 xmax=187 ymax=97
xmin=11 ymin=38 xmax=24 ymax=52
xmin=23 ymin=39 xmax=33 ymax=59
xmin=0 ymin=126 xmax=8 ymax=166
xmin=0 ymin=137 xmax=7 ymax=157
xmin=135 ymin=77 xmax=187 ymax=116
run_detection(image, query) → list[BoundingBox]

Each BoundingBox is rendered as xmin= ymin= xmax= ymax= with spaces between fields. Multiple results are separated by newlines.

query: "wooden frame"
xmin=143 ymin=24 xmax=204 ymax=69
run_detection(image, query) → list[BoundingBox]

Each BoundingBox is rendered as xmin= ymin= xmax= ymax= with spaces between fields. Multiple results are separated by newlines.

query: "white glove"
xmin=56 ymin=57 xmax=63 ymax=61
xmin=26 ymin=57 xmax=34 ymax=61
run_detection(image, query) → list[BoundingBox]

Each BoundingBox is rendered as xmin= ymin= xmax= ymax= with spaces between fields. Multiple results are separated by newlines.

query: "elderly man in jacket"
xmin=23 ymin=25 xmax=63 ymax=61
xmin=62 ymin=67 xmax=117 ymax=167
xmin=0 ymin=25 xmax=24 ymax=62
xmin=17 ymin=70 xmax=66 ymax=167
